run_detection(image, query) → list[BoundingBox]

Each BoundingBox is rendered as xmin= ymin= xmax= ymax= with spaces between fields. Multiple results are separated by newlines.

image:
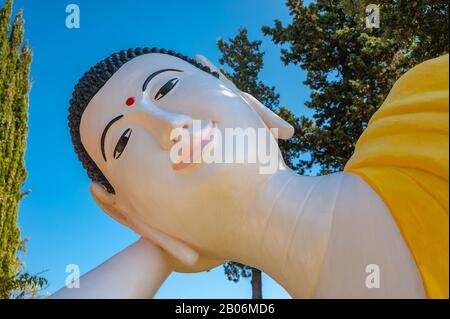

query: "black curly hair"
xmin=68 ymin=47 xmax=220 ymax=194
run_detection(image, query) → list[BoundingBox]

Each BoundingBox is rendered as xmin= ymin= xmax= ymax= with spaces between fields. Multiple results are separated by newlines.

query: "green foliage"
xmin=262 ymin=0 xmax=449 ymax=173
xmin=0 ymin=0 xmax=47 ymax=299
xmin=223 ymin=261 xmax=252 ymax=283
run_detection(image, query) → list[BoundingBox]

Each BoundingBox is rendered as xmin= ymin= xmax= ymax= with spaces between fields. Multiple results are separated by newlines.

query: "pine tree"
xmin=0 ymin=0 xmax=46 ymax=299
xmin=217 ymin=28 xmax=304 ymax=299
xmin=262 ymin=0 xmax=449 ymax=173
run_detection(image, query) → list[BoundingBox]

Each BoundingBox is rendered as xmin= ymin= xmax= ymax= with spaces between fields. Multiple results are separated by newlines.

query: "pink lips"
xmin=172 ymin=121 xmax=216 ymax=171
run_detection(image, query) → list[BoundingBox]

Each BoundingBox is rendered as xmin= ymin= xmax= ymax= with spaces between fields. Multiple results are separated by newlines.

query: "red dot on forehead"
xmin=125 ymin=96 xmax=135 ymax=107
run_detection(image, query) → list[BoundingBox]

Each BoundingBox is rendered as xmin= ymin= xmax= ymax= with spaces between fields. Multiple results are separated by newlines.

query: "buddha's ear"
xmin=90 ymin=182 xmax=199 ymax=267
xmin=193 ymin=54 xmax=294 ymax=140
xmin=239 ymin=92 xmax=294 ymax=140
xmin=90 ymin=182 xmax=129 ymax=226
xmin=138 ymin=223 xmax=200 ymax=267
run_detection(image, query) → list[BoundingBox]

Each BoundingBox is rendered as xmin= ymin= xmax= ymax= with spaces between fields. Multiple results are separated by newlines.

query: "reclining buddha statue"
xmin=51 ymin=48 xmax=448 ymax=299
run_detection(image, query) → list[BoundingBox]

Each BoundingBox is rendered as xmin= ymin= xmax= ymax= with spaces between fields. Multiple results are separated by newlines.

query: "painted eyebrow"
xmin=101 ymin=114 xmax=124 ymax=162
xmin=142 ymin=68 xmax=183 ymax=91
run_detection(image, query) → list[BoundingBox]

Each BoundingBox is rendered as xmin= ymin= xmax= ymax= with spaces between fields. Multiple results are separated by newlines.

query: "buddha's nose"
xmin=136 ymin=105 xmax=192 ymax=150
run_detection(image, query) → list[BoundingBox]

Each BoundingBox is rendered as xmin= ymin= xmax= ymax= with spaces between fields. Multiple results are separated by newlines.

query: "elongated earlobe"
xmin=137 ymin=223 xmax=199 ymax=266
xmin=240 ymin=92 xmax=294 ymax=140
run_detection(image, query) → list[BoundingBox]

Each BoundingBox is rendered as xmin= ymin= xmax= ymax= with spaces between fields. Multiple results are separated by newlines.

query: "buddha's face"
xmin=79 ymin=53 xmax=292 ymax=262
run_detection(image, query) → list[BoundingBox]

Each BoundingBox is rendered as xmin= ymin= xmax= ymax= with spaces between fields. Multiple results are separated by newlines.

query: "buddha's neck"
xmin=212 ymin=166 xmax=426 ymax=298
xmin=219 ymin=167 xmax=346 ymax=298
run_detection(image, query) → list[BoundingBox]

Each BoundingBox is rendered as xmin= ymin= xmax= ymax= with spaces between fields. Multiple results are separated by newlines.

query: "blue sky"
xmin=9 ymin=0 xmax=312 ymax=298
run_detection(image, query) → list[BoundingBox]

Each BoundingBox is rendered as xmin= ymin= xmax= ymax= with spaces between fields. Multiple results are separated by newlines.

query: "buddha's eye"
xmin=155 ymin=78 xmax=179 ymax=100
xmin=113 ymin=128 xmax=132 ymax=159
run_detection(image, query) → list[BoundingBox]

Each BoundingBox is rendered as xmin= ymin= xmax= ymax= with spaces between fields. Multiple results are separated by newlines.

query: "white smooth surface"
xmin=49 ymin=238 xmax=172 ymax=299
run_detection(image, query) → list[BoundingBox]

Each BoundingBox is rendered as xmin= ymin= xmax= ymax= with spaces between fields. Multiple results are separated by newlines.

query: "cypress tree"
xmin=0 ymin=0 xmax=46 ymax=299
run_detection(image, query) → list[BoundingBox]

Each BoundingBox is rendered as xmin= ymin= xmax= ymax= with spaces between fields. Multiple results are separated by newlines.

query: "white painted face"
xmin=79 ymin=53 xmax=293 ymax=268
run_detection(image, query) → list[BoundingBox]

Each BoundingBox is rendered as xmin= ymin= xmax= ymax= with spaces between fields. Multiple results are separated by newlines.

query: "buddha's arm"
xmin=49 ymin=238 xmax=172 ymax=299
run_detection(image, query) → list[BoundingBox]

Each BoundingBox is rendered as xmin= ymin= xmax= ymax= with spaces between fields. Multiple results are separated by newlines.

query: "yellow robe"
xmin=345 ymin=54 xmax=449 ymax=298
